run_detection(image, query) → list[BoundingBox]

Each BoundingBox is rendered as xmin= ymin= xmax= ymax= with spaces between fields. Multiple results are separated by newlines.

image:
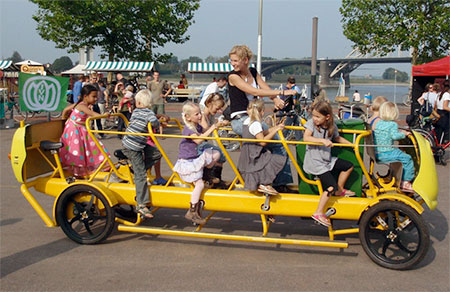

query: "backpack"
xmin=419 ymin=93 xmax=433 ymax=117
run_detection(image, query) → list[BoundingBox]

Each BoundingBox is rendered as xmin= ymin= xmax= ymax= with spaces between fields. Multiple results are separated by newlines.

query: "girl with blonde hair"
xmin=237 ymin=99 xmax=286 ymax=195
xmin=373 ymin=102 xmax=415 ymax=192
xmin=173 ymin=102 xmax=222 ymax=224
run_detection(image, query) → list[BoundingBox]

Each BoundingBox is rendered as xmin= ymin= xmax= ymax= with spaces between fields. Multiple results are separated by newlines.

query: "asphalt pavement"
xmin=0 ymin=105 xmax=449 ymax=291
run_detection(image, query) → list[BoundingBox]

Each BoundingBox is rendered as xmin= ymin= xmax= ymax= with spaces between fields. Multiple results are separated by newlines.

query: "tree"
xmin=51 ymin=56 xmax=74 ymax=73
xmin=30 ymin=0 xmax=200 ymax=63
xmin=340 ymin=0 xmax=450 ymax=65
xmin=382 ymin=67 xmax=409 ymax=82
xmin=7 ymin=51 xmax=23 ymax=63
xmin=180 ymin=56 xmax=203 ymax=71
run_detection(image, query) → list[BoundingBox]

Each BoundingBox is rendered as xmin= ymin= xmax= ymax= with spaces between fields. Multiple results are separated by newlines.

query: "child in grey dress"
xmin=237 ymin=99 xmax=286 ymax=195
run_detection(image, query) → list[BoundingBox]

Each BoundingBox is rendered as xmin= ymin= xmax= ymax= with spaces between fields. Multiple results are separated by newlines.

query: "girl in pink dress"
xmin=60 ymin=84 xmax=110 ymax=177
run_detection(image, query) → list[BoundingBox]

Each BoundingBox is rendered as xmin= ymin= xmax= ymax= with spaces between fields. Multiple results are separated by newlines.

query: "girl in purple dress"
xmin=173 ymin=102 xmax=221 ymax=224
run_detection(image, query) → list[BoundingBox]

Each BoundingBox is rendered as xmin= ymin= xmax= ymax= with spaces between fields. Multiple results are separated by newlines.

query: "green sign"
xmin=19 ymin=73 xmax=69 ymax=112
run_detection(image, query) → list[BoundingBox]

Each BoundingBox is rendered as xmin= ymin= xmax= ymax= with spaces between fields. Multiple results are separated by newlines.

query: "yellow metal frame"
xmin=9 ymin=114 xmax=437 ymax=249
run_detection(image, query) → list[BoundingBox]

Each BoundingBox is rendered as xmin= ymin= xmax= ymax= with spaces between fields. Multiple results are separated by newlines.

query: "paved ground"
xmin=1 ymin=103 xmax=449 ymax=291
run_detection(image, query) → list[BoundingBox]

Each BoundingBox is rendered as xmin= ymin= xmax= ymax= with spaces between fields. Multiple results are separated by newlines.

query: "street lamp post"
xmin=394 ymin=69 xmax=397 ymax=104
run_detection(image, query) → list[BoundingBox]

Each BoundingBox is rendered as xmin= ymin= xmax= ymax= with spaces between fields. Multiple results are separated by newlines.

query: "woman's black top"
xmin=228 ymin=67 xmax=258 ymax=115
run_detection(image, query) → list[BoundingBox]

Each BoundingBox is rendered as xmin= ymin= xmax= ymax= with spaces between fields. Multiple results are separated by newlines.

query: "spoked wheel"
xmin=56 ymin=185 xmax=115 ymax=244
xmin=12 ymin=106 xmax=28 ymax=122
xmin=50 ymin=111 xmax=62 ymax=118
xmin=402 ymin=94 xmax=412 ymax=106
xmin=359 ymin=201 xmax=429 ymax=270
xmin=414 ymin=129 xmax=436 ymax=149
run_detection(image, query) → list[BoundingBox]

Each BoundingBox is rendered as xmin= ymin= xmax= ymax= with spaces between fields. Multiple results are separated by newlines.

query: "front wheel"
xmin=402 ymin=94 xmax=411 ymax=106
xmin=359 ymin=200 xmax=430 ymax=270
xmin=56 ymin=185 xmax=115 ymax=244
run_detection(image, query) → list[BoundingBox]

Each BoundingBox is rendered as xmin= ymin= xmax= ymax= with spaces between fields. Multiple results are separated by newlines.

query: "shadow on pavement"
xmin=1 ymin=238 xmax=78 ymax=278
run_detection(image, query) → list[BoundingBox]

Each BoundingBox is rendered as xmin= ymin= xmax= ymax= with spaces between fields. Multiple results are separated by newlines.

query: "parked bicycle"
xmin=407 ymin=108 xmax=448 ymax=165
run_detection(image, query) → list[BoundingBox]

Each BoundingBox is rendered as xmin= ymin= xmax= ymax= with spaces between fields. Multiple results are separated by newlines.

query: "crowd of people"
xmin=58 ymin=44 xmax=448 ymax=227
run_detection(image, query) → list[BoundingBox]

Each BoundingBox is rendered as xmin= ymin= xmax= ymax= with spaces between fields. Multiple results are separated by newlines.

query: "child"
xmin=367 ymin=96 xmax=387 ymax=130
xmin=60 ymin=84 xmax=110 ymax=177
xmin=373 ymin=102 xmax=415 ymax=192
xmin=303 ymin=100 xmax=355 ymax=227
xmin=237 ymin=99 xmax=286 ymax=195
xmin=173 ymin=102 xmax=222 ymax=224
xmin=121 ymin=89 xmax=165 ymax=219
xmin=199 ymin=93 xmax=229 ymax=187
xmin=120 ymin=85 xmax=135 ymax=114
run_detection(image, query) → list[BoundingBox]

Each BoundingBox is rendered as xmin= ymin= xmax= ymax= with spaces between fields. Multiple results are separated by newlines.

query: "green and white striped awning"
xmin=0 ymin=60 xmax=12 ymax=70
xmin=188 ymin=63 xmax=234 ymax=73
xmin=0 ymin=60 xmax=20 ymax=72
xmin=84 ymin=61 xmax=154 ymax=72
xmin=188 ymin=62 xmax=256 ymax=73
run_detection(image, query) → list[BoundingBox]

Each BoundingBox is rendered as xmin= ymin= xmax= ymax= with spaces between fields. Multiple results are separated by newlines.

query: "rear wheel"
xmin=359 ymin=200 xmax=429 ymax=270
xmin=12 ymin=105 xmax=28 ymax=122
xmin=56 ymin=185 xmax=115 ymax=244
xmin=414 ymin=128 xmax=436 ymax=149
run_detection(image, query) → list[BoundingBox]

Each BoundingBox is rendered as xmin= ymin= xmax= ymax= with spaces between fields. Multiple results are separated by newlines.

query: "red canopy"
xmin=412 ymin=56 xmax=450 ymax=77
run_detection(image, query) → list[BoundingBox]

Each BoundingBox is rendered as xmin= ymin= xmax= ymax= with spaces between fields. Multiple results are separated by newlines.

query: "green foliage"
xmin=50 ymin=56 xmax=74 ymax=73
xmin=30 ymin=0 xmax=200 ymax=62
xmin=382 ymin=67 xmax=409 ymax=82
xmin=7 ymin=51 xmax=24 ymax=63
xmin=340 ymin=0 xmax=450 ymax=65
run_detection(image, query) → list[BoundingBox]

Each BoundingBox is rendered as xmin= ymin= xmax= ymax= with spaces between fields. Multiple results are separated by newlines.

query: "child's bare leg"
xmin=314 ymin=186 xmax=334 ymax=215
xmin=337 ymin=166 xmax=353 ymax=193
xmin=154 ymin=160 xmax=162 ymax=179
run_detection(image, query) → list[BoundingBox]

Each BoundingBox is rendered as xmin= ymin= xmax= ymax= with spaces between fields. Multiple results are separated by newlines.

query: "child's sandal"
xmin=311 ymin=214 xmax=331 ymax=227
xmin=136 ymin=205 xmax=154 ymax=219
xmin=336 ymin=189 xmax=356 ymax=197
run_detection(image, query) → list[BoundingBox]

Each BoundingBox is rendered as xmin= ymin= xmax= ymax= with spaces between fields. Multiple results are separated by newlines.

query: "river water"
xmin=190 ymin=83 xmax=409 ymax=104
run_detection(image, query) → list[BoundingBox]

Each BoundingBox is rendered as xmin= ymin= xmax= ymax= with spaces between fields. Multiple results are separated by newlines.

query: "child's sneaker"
xmin=152 ymin=177 xmax=168 ymax=185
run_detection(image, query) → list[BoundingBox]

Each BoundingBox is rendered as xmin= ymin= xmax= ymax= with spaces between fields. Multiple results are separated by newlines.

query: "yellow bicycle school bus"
xmin=9 ymin=114 xmax=438 ymax=270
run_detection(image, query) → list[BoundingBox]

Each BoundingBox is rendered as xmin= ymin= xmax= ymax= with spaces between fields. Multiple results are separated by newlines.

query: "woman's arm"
xmin=229 ymin=74 xmax=297 ymax=109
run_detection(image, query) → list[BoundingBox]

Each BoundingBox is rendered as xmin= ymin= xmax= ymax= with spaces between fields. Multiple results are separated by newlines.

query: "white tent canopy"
xmin=84 ymin=61 xmax=154 ymax=72
xmin=61 ymin=64 xmax=86 ymax=75
xmin=15 ymin=59 xmax=43 ymax=66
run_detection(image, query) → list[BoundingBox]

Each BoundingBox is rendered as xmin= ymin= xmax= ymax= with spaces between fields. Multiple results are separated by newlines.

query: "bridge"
xmin=261 ymin=56 xmax=412 ymax=87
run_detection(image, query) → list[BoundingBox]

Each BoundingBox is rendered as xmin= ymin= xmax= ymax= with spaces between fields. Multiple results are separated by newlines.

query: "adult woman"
xmin=227 ymin=45 xmax=298 ymax=193
xmin=434 ymin=81 xmax=450 ymax=143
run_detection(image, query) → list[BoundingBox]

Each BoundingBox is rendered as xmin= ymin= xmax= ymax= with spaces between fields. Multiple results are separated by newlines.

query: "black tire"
xmin=56 ymin=185 xmax=115 ymax=244
xmin=359 ymin=200 xmax=429 ymax=270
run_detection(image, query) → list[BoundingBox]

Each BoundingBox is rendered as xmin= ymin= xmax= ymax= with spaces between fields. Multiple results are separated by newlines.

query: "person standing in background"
xmin=180 ymin=73 xmax=188 ymax=88
xmin=72 ymin=74 xmax=84 ymax=104
xmin=148 ymin=71 xmax=172 ymax=135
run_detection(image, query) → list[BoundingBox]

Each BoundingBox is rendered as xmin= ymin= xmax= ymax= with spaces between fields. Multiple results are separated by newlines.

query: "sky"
xmin=0 ymin=0 xmax=411 ymax=76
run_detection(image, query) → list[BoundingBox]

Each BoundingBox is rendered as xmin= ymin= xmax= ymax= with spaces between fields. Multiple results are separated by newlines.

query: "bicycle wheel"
xmin=402 ymin=94 xmax=411 ymax=106
xmin=12 ymin=105 xmax=28 ymax=122
xmin=413 ymin=128 xmax=436 ymax=149
xmin=51 ymin=112 xmax=62 ymax=118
